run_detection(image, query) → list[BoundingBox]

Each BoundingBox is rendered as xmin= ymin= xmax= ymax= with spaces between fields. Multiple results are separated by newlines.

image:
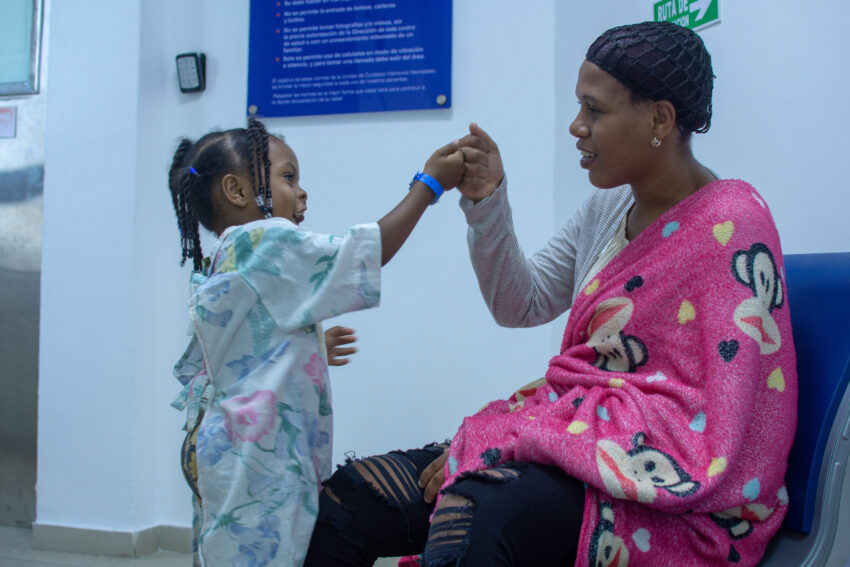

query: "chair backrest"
xmin=781 ymin=252 xmax=850 ymax=533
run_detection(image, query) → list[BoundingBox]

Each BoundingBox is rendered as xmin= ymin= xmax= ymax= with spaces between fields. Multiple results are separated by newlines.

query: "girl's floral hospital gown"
xmin=171 ymin=218 xmax=381 ymax=566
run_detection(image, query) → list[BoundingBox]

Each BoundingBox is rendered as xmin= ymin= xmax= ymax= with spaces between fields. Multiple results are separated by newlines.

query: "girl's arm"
xmin=229 ymin=142 xmax=463 ymax=333
xmin=377 ymin=142 xmax=463 ymax=265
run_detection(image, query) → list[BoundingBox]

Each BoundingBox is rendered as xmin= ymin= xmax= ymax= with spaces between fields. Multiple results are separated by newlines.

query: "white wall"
xmin=38 ymin=0 xmax=558 ymax=531
xmin=37 ymin=0 xmax=850 ymax=540
xmin=38 ymin=0 xmax=144 ymax=530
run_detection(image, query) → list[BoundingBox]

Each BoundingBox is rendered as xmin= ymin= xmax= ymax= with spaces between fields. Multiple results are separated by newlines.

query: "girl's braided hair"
xmin=167 ymin=118 xmax=275 ymax=270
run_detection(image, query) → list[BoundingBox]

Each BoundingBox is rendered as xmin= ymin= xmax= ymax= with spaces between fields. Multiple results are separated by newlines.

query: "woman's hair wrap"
xmin=586 ymin=21 xmax=714 ymax=134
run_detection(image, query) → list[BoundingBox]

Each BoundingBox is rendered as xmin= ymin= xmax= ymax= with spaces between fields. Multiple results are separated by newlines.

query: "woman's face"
xmin=569 ymin=60 xmax=656 ymax=189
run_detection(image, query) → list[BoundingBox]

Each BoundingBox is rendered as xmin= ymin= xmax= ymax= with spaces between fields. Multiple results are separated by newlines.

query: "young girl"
xmin=168 ymin=118 xmax=463 ymax=566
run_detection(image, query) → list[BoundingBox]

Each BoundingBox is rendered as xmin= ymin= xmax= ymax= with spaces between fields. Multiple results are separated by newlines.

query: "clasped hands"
xmin=423 ymin=122 xmax=506 ymax=203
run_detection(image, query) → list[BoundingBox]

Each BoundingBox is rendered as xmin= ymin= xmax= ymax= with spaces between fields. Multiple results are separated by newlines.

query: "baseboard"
xmin=32 ymin=522 xmax=192 ymax=557
xmin=159 ymin=524 xmax=194 ymax=553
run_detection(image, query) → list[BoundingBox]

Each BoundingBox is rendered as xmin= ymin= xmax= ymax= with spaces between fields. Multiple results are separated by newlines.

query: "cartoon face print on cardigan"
xmin=710 ymin=502 xmax=775 ymax=540
xmin=585 ymin=297 xmax=649 ymax=373
xmin=595 ymin=432 xmax=700 ymax=504
xmin=731 ymin=243 xmax=784 ymax=354
xmin=588 ymin=500 xmax=629 ymax=567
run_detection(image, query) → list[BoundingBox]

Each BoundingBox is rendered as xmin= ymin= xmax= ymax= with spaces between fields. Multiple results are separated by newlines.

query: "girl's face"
xmin=569 ymin=60 xmax=656 ymax=189
xmin=267 ymin=136 xmax=308 ymax=224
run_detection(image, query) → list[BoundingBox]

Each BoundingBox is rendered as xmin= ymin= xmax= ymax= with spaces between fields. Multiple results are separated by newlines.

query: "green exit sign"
xmin=654 ymin=0 xmax=720 ymax=30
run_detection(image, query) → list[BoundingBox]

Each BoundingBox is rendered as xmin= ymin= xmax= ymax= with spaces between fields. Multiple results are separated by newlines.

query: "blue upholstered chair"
xmin=759 ymin=252 xmax=850 ymax=566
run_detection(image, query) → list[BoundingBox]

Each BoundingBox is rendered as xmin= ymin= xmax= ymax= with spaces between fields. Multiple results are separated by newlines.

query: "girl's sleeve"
xmin=228 ymin=221 xmax=381 ymax=332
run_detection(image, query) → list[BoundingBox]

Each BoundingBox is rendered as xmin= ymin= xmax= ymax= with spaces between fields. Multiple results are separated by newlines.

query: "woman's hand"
xmin=419 ymin=448 xmax=449 ymax=503
xmin=457 ymin=122 xmax=505 ymax=202
xmin=325 ymin=326 xmax=357 ymax=366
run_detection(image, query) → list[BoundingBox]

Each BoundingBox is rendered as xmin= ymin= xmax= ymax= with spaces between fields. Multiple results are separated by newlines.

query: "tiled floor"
xmin=0 ymin=525 xmax=408 ymax=567
xmin=0 ymin=526 xmax=192 ymax=567
xmin=4 ymin=522 xmax=843 ymax=567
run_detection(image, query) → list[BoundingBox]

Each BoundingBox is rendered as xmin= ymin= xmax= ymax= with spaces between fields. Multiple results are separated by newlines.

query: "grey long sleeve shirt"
xmin=459 ymin=177 xmax=633 ymax=328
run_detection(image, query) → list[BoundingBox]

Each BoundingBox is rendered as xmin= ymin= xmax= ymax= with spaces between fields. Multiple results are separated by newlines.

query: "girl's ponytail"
xmin=168 ymin=139 xmax=204 ymax=271
xmin=247 ymin=118 xmax=273 ymax=217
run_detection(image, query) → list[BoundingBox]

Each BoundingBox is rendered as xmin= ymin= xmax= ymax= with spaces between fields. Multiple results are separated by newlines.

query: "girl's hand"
xmin=457 ymin=122 xmax=505 ymax=202
xmin=325 ymin=326 xmax=357 ymax=366
xmin=423 ymin=141 xmax=465 ymax=192
xmin=419 ymin=447 xmax=449 ymax=503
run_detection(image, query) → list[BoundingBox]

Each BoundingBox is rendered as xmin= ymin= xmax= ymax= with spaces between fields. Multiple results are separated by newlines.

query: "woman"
xmin=306 ymin=21 xmax=796 ymax=567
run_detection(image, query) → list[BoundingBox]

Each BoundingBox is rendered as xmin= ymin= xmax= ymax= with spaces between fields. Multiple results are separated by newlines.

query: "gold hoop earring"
xmin=651 ymin=137 xmax=661 ymax=148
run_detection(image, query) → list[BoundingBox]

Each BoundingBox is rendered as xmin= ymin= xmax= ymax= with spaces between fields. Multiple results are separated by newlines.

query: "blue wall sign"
xmin=248 ymin=0 xmax=452 ymax=118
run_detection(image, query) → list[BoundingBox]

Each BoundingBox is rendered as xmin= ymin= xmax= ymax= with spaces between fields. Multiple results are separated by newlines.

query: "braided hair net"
xmin=586 ymin=21 xmax=714 ymax=134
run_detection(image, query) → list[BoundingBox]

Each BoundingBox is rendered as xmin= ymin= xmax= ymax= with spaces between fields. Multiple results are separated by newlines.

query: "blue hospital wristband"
xmin=410 ymin=172 xmax=444 ymax=205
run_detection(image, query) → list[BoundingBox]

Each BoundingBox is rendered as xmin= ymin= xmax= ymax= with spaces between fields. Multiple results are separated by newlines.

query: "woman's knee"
xmin=421 ymin=466 xmax=522 ymax=567
xmin=321 ymin=443 xmax=445 ymax=511
xmin=306 ymin=444 xmax=446 ymax=565
xmin=421 ymin=492 xmax=476 ymax=567
xmin=421 ymin=463 xmax=584 ymax=567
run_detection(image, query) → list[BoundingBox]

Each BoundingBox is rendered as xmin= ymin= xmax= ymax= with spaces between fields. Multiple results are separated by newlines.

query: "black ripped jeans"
xmin=304 ymin=443 xmax=585 ymax=567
